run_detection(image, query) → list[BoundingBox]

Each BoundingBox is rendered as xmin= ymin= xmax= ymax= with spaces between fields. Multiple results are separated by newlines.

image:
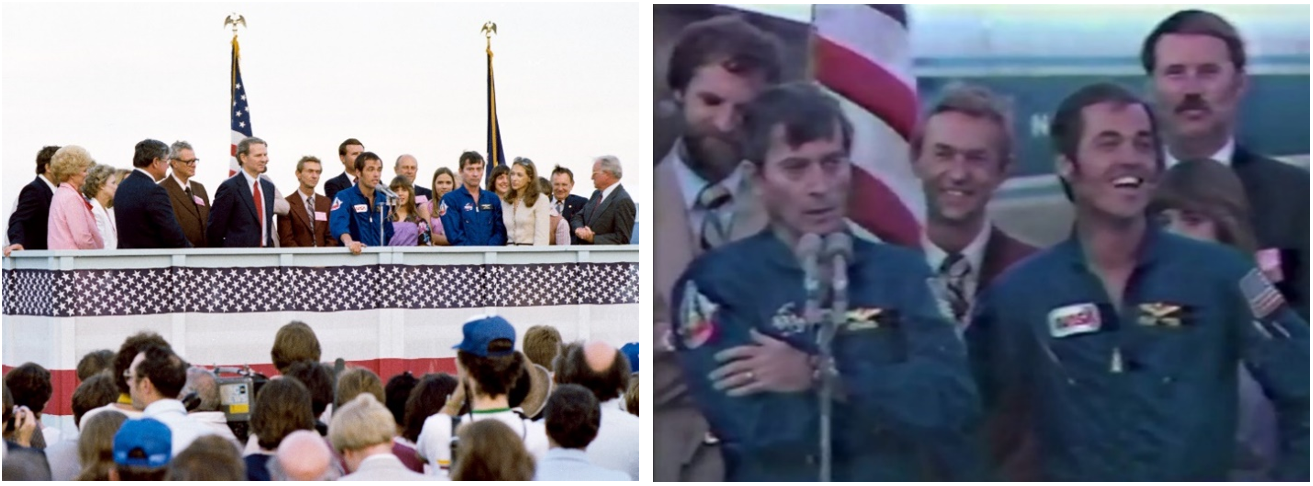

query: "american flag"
xmin=230 ymin=36 xmax=253 ymax=178
xmin=1241 ymin=268 xmax=1286 ymax=320
xmin=811 ymin=4 xmax=923 ymax=247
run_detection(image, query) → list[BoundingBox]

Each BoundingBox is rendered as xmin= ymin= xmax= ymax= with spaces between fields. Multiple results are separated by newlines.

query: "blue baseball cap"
xmin=113 ymin=418 xmax=172 ymax=468
xmin=621 ymin=342 xmax=639 ymax=374
xmin=453 ymin=315 xmax=517 ymax=357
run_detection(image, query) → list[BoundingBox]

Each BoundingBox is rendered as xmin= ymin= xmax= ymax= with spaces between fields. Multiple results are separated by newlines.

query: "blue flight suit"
xmin=671 ymin=230 xmax=982 ymax=481
xmin=439 ymin=186 xmax=507 ymax=246
xmin=328 ymin=184 xmax=393 ymax=247
xmin=966 ymin=225 xmax=1310 ymax=481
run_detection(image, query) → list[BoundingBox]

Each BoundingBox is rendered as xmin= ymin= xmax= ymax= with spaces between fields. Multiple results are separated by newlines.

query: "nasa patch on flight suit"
xmin=1138 ymin=302 xmax=1185 ymax=328
xmin=678 ymin=281 xmax=717 ymax=349
xmin=770 ymin=303 xmax=807 ymax=335
xmin=1047 ymin=303 xmax=1101 ymax=338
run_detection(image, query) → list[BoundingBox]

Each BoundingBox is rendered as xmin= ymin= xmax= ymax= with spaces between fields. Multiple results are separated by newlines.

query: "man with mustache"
xmin=671 ymin=82 xmax=979 ymax=482
xmin=1143 ymin=9 xmax=1309 ymax=320
xmin=966 ymin=82 xmax=1309 ymax=481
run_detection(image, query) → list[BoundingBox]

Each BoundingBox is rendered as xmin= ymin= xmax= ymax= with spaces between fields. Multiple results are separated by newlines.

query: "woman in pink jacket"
xmin=46 ymin=145 xmax=103 ymax=250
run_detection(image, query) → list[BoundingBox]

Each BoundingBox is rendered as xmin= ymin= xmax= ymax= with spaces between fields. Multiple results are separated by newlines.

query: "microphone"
xmin=822 ymin=232 xmax=854 ymax=341
xmin=794 ymin=233 xmax=825 ymax=326
xmin=375 ymin=184 xmax=400 ymax=199
xmin=816 ymin=232 xmax=851 ymax=483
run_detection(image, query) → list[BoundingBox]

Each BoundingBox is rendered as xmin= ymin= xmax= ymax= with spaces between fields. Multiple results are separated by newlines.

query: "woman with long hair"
xmin=387 ymin=175 xmax=431 ymax=246
xmin=74 ymin=410 xmax=127 ymax=481
xmin=425 ymin=168 xmax=457 ymax=246
xmin=1150 ymin=158 xmax=1274 ymax=481
xmin=81 ymin=164 xmax=123 ymax=249
xmin=488 ymin=164 xmax=512 ymax=201
xmin=450 ymin=419 xmax=535 ymax=481
xmin=501 ymin=157 xmax=550 ymax=246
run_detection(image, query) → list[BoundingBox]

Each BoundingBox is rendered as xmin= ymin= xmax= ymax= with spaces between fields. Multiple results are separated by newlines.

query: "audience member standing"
xmin=129 ymin=345 xmax=216 ymax=455
xmin=4 ymin=146 xmax=60 ymax=257
xmin=45 ymin=145 xmax=103 ymax=250
xmin=158 ymin=141 xmax=211 ymax=248
xmin=208 ymin=136 xmax=277 ymax=247
xmin=502 ymin=157 xmax=550 ymax=246
xmin=330 ymin=394 xmax=427 ymax=481
xmin=115 ymin=139 xmax=190 ymax=249
xmin=450 ymin=420 xmax=536 ymax=481
xmin=555 ymin=341 xmax=639 ymax=479
xmin=108 ymin=418 xmax=171 ymax=481
xmin=572 ymin=155 xmax=636 ymax=245
xmin=82 ymin=332 xmax=171 ymax=426
xmin=74 ymin=410 xmax=128 ymax=481
xmin=534 ymin=384 xmax=632 ymax=481
xmin=4 ymin=363 xmax=54 ymax=448
xmin=245 ymin=376 xmax=317 ymax=481
xmin=164 ymin=435 xmax=246 ymax=480
xmin=271 ymin=430 xmax=340 ymax=481
xmin=178 ymin=367 xmax=240 ymax=445
xmin=81 ymin=165 xmax=124 ymax=249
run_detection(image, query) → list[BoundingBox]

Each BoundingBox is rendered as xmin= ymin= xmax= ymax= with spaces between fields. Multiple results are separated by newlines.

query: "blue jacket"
xmin=439 ymin=186 xmax=506 ymax=246
xmin=966 ymin=225 xmax=1310 ymax=481
xmin=671 ymin=230 xmax=982 ymax=481
xmin=329 ymin=184 xmax=393 ymax=247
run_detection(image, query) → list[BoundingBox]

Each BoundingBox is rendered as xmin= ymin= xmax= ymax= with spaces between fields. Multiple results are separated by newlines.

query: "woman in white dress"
xmin=80 ymin=165 xmax=127 ymax=249
xmin=501 ymin=157 xmax=550 ymax=246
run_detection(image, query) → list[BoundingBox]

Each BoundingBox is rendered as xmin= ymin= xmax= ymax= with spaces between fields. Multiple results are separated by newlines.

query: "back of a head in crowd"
xmin=251 ymin=377 xmax=316 ymax=451
xmin=508 ymin=354 xmax=553 ymax=419
xmin=76 ymin=410 xmax=128 ymax=481
xmin=335 ymin=367 xmax=384 ymax=411
xmin=3 ymin=448 xmax=52 ymax=480
xmin=384 ymin=371 xmax=419 ymax=428
xmin=454 ymin=315 xmax=525 ymax=399
xmin=73 ymin=373 xmax=120 ymax=428
xmin=114 ymin=331 xmax=172 ymax=396
xmin=328 ymin=394 xmax=395 ymax=454
xmin=271 ymin=429 xmax=339 ymax=481
xmin=34 ymin=145 xmax=61 ymax=176
xmin=112 ymin=417 xmax=171 ymax=481
xmin=180 ymin=366 xmax=221 ymax=413
xmin=554 ymin=340 xmax=630 ymax=402
xmin=625 ymin=374 xmax=639 ymax=416
xmin=4 ymin=362 xmax=52 ymax=417
xmin=132 ymin=139 xmax=169 ymax=169
xmin=403 ymin=373 xmax=458 ymax=443
xmin=544 ymin=384 xmax=601 ymax=450
xmin=271 ymin=321 xmax=322 ymax=375
xmin=451 ymin=419 xmax=536 ymax=481
xmin=283 ymin=360 xmax=335 ymax=419
xmin=522 ymin=324 xmax=562 ymax=370
xmin=77 ymin=349 xmax=116 ymax=381
xmin=132 ymin=344 xmax=189 ymax=401
xmin=165 ymin=435 xmax=245 ymax=481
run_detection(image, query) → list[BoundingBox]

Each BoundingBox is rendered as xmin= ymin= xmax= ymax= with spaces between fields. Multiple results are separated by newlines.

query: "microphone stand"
xmin=378 ymin=195 xmax=396 ymax=246
xmin=817 ymin=233 xmax=850 ymax=482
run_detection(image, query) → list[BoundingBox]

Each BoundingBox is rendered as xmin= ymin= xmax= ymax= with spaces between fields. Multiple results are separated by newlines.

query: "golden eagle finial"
xmin=224 ymin=13 xmax=247 ymax=36
xmin=481 ymin=21 xmax=497 ymax=38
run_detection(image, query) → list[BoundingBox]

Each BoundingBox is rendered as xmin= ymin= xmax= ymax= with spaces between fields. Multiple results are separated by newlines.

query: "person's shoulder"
xmin=1157 ymin=230 xmax=1256 ymax=279
xmin=684 ymin=232 xmax=771 ymax=277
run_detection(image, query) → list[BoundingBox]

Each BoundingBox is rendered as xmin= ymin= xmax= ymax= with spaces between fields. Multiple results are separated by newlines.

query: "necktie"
xmin=253 ymin=180 xmax=264 ymax=247
xmin=555 ymin=200 xmax=563 ymax=216
xmin=185 ymin=185 xmax=193 ymax=200
xmin=697 ymin=183 xmax=732 ymax=250
xmin=305 ymin=194 xmax=316 ymax=244
xmin=938 ymin=253 xmax=972 ymax=321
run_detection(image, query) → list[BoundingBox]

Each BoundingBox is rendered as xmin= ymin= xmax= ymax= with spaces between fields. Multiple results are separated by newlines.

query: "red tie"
xmin=253 ymin=180 xmax=264 ymax=247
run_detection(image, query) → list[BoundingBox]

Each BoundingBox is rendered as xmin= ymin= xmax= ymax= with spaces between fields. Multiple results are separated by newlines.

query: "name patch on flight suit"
xmin=679 ymin=282 xmax=717 ymax=349
xmin=1137 ymin=302 xmax=1186 ymax=328
xmin=353 ymin=204 xmax=368 ymax=213
xmin=1047 ymin=303 xmax=1101 ymax=338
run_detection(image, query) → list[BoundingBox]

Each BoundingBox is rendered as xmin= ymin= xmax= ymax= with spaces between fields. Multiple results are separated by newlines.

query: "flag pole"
xmin=225 ymin=13 xmax=248 ymax=178
xmin=482 ymin=20 xmax=501 ymax=181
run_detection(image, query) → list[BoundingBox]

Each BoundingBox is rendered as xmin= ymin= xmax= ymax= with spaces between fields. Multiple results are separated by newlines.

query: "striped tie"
xmin=697 ymin=183 xmax=732 ymax=250
xmin=938 ymin=253 xmax=971 ymax=321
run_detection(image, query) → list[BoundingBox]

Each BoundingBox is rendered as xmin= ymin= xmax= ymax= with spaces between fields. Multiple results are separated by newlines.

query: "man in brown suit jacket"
xmin=160 ymin=141 xmax=210 ymax=248
xmin=277 ymin=156 xmax=337 ymax=247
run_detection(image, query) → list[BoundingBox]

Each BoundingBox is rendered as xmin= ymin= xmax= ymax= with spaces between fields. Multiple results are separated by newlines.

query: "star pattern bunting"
xmin=3 ymin=263 xmax=639 ymax=317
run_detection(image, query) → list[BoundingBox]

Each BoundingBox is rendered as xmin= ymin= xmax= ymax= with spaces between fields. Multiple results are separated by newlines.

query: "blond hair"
xmin=50 ymin=145 xmax=96 ymax=184
xmin=328 ymin=394 xmax=395 ymax=454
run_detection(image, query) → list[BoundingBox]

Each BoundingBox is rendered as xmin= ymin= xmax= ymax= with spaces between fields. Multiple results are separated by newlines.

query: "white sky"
xmin=2 ymin=2 xmax=645 ymax=220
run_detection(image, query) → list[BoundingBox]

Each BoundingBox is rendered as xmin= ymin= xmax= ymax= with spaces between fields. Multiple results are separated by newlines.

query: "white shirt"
xmin=921 ymin=223 xmax=992 ymax=301
xmin=142 ymin=399 xmax=218 ymax=455
xmin=585 ymin=398 xmax=640 ymax=480
xmin=1165 ymin=137 xmax=1235 ymax=167
xmin=80 ymin=402 xmax=144 ymax=427
xmin=134 ymin=167 xmax=159 ymax=183
xmin=534 ymin=448 xmax=632 ymax=481
xmin=239 ymin=170 xmax=268 ymax=245
xmin=37 ymin=175 xmax=57 ymax=193
xmin=188 ymin=410 xmax=240 ymax=446
xmin=670 ymin=139 xmax=745 ymax=238
xmin=340 ymin=453 xmax=428 ymax=481
xmin=44 ymin=437 xmax=81 ymax=481
xmin=172 ymin=175 xmax=191 ymax=193
xmin=89 ymin=198 xmax=117 ymax=250
xmin=415 ymin=409 xmax=549 ymax=480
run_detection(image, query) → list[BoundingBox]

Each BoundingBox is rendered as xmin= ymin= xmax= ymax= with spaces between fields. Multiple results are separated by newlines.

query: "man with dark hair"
xmin=283 ymin=361 xmax=334 ymax=435
xmin=325 ymin=138 xmax=365 ymax=201
xmin=130 ymin=345 xmax=215 ymax=454
xmin=1143 ymin=9 xmax=1308 ymax=320
xmin=208 ymin=136 xmax=277 ymax=247
xmin=330 ymin=151 xmax=393 ymax=254
xmin=164 ymin=435 xmax=246 ymax=481
xmin=414 ymin=315 xmax=548 ymax=479
xmin=279 ymin=156 xmax=338 ymax=247
xmin=438 ymin=151 xmax=507 ymax=246
xmin=45 ymin=374 xmax=119 ymax=480
xmin=82 ymin=332 xmax=171 ymax=426
xmin=554 ymin=341 xmax=638 ymax=479
xmin=549 ymin=165 xmax=589 ymax=242
xmin=4 ymin=145 xmax=60 ymax=256
xmin=522 ymin=324 xmax=563 ymax=372
xmin=109 ymin=417 xmax=172 ymax=481
xmin=671 ymin=82 xmax=979 ymax=482
xmin=114 ymin=139 xmax=191 ymax=249
xmin=77 ymin=349 xmax=116 ymax=382
xmin=271 ymin=321 xmax=322 ymax=375
xmin=384 ymin=371 xmax=419 ymax=428
xmin=534 ymin=384 xmax=630 ymax=481
xmin=4 ymin=363 xmax=53 ymax=447
xmin=967 ymin=82 xmax=1309 ymax=481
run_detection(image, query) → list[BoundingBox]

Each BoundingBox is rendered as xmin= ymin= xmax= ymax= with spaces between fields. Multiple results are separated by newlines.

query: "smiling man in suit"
xmin=278 ymin=156 xmax=336 ymax=247
xmin=4 ymin=146 xmax=60 ymax=257
xmin=324 ymin=138 xmax=364 ymax=202
xmin=158 ymin=141 xmax=210 ymax=248
xmin=116 ymin=140 xmax=191 ymax=249
xmin=207 ymin=137 xmax=276 ymax=248
xmin=549 ymin=165 xmax=589 ymax=243
xmin=571 ymin=155 xmax=635 ymax=245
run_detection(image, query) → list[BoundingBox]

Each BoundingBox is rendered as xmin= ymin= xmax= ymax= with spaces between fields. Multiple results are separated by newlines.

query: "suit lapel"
xmin=653 ymin=157 xmax=698 ymax=306
xmin=591 ymin=187 xmax=619 ymax=225
xmin=164 ymin=178 xmax=200 ymax=219
xmin=234 ymin=175 xmax=259 ymax=221
xmin=290 ymin=193 xmax=312 ymax=232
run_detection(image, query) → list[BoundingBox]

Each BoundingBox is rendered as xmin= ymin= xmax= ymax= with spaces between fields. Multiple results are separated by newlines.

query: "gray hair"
xmin=81 ymin=164 xmax=118 ymax=202
xmin=168 ymin=141 xmax=194 ymax=161
xmin=236 ymin=137 xmax=267 ymax=160
xmin=596 ymin=155 xmax=623 ymax=179
xmin=181 ymin=366 xmax=220 ymax=412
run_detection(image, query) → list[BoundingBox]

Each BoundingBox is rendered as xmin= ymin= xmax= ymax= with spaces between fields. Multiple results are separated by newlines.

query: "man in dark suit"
xmin=207 ymin=137 xmax=276 ymax=248
xmin=910 ymin=84 xmax=1039 ymax=481
xmin=278 ymin=156 xmax=336 ymax=247
xmin=549 ymin=165 xmax=590 ymax=244
xmin=394 ymin=154 xmax=433 ymax=204
xmin=572 ymin=156 xmax=635 ymax=245
xmin=1144 ymin=9 xmax=1309 ymax=319
xmin=158 ymin=141 xmax=210 ymax=248
xmin=116 ymin=140 xmax=191 ymax=249
xmin=324 ymin=138 xmax=364 ymax=201
xmin=4 ymin=146 xmax=60 ymax=257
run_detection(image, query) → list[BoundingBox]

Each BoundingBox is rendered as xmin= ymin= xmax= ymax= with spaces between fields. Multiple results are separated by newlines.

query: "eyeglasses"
xmin=173 ymin=158 xmax=200 ymax=165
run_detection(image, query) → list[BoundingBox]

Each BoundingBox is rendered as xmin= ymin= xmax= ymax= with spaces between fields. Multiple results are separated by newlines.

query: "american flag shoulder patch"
xmin=1240 ymin=268 xmax=1285 ymax=319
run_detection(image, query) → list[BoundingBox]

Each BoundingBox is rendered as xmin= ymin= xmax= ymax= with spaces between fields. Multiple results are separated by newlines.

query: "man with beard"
xmin=966 ymin=82 xmax=1309 ymax=481
xmin=653 ymin=15 xmax=783 ymax=482
xmin=1143 ymin=10 xmax=1308 ymax=320
xmin=671 ymin=82 xmax=979 ymax=482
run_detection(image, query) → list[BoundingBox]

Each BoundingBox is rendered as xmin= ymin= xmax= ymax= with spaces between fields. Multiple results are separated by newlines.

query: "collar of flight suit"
xmin=1056 ymin=218 xmax=1170 ymax=272
xmin=758 ymin=227 xmax=865 ymax=272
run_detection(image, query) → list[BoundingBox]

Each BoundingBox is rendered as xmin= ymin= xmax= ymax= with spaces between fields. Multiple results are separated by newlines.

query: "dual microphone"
xmin=794 ymin=232 xmax=852 ymax=483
